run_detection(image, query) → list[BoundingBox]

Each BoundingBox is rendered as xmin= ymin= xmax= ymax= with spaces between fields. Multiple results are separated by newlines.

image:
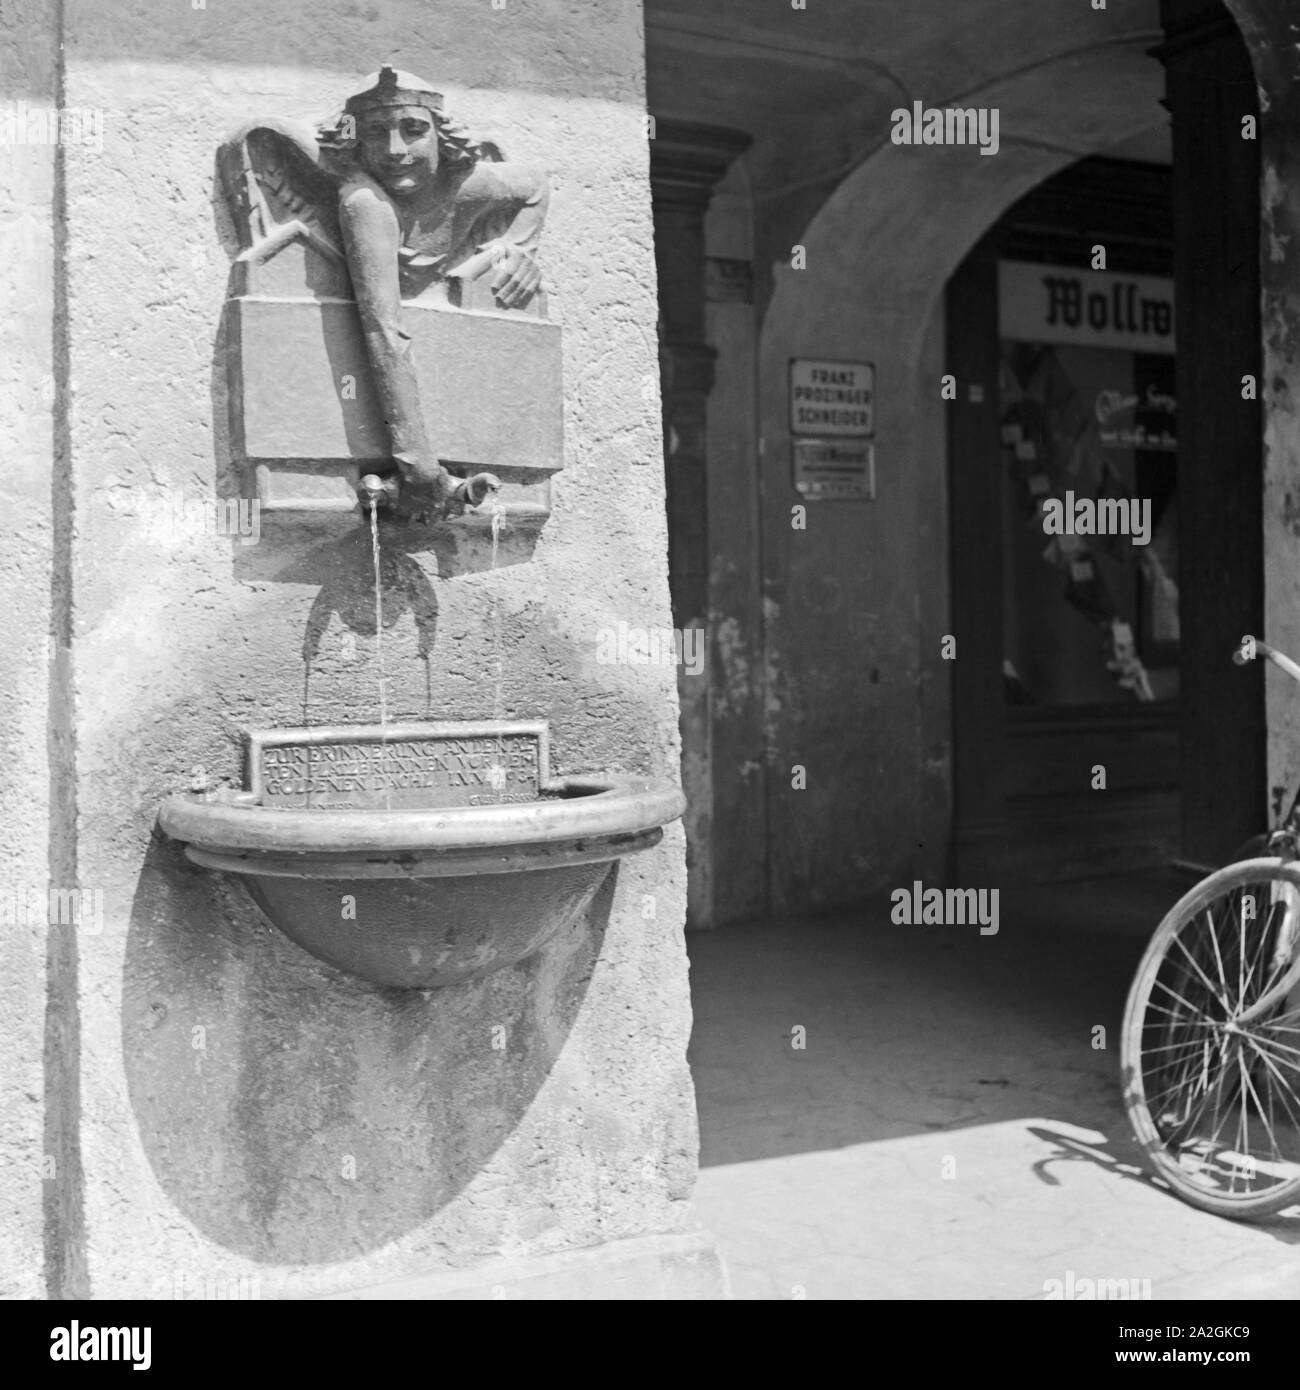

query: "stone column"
xmin=1221 ymin=0 xmax=1300 ymax=823
xmin=650 ymin=120 xmax=750 ymax=927
xmin=0 ymin=0 xmax=63 ymax=1300
xmin=1158 ymin=0 xmax=1266 ymax=866
xmin=47 ymin=0 xmax=722 ymax=1300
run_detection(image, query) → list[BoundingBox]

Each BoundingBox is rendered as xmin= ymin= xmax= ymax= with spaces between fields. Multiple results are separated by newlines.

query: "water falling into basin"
xmin=489 ymin=503 xmax=508 ymax=800
xmin=369 ymin=500 xmax=388 ymax=725
xmin=369 ymin=499 xmax=391 ymax=810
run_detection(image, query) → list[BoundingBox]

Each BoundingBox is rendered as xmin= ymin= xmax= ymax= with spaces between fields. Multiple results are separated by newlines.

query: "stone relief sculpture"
xmin=159 ymin=66 xmax=688 ymax=1001
xmin=219 ymin=67 xmax=562 ymax=523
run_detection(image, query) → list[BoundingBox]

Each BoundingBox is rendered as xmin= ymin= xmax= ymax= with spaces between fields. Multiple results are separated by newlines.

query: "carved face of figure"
xmin=357 ymin=105 xmax=439 ymax=197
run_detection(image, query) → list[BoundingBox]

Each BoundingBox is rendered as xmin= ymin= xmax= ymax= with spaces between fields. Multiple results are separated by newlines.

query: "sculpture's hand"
xmin=389 ymin=460 xmax=501 ymax=523
xmin=482 ymin=239 xmax=542 ymax=309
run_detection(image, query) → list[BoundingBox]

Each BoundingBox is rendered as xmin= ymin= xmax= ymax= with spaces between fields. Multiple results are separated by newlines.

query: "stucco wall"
xmin=0 ymin=0 xmax=60 ymax=1302
xmin=1224 ymin=0 xmax=1300 ymax=820
xmin=724 ymin=36 xmax=1172 ymax=917
xmin=697 ymin=158 xmax=765 ymax=927
xmin=46 ymin=0 xmax=706 ymax=1298
xmin=647 ymin=1 xmax=1172 ymax=923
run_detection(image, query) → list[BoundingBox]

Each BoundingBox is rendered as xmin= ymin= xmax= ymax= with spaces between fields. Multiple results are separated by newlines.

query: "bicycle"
xmin=1120 ymin=635 xmax=1300 ymax=1218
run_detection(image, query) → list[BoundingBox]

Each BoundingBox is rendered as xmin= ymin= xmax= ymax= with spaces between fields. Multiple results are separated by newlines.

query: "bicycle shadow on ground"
xmin=1028 ymin=1122 xmax=1300 ymax=1243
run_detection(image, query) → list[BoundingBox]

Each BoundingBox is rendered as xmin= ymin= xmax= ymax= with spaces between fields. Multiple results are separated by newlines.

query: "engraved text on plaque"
xmin=248 ymin=722 xmax=549 ymax=810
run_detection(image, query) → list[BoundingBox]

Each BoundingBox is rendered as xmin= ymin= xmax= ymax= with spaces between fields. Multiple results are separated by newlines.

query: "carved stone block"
xmin=219 ymin=72 xmax=563 ymax=525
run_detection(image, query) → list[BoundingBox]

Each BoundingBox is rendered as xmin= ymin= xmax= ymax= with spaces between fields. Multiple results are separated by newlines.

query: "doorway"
xmin=949 ymin=158 xmax=1192 ymax=882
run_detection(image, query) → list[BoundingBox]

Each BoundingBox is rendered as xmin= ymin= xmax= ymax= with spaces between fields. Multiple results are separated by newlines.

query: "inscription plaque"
xmin=792 ymin=439 xmax=876 ymax=501
xmin=248 ymin=721 xmax=550 ymax=811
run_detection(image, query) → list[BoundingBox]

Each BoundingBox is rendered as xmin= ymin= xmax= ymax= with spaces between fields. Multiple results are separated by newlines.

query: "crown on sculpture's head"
xmin=344 ymin=66 xmax=444 ymax=115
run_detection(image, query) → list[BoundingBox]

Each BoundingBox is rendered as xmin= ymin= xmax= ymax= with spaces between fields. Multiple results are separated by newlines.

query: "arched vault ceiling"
xmin=646 ymin=0 xmax=1170 ymax=198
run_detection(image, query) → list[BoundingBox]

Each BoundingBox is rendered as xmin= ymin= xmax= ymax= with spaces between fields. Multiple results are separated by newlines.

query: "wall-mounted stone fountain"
xmin=217 ymin=65 xmax=564 ymax=529
xmin=23 ymin=16 xmax=716 ymax=1302
xmin=162 ymin=67 xmax=686 ymax=989
xmin=161 ymin=720 xmax=683 ymax=988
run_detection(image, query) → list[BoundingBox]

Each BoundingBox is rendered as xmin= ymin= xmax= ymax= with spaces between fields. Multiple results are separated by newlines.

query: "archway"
xmin=754 ymin=34 xmax=1172 ymax=911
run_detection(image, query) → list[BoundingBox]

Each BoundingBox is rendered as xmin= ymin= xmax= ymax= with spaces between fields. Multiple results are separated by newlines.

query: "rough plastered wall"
xmin=756 ymin=159 xmax=955 ymax=915
xmin=54 ymin=0 xmax=711 ymax=1298
xmin=700 ymin=156 xmax=765 ymax=928
xmin=0 ymin=0 xmax=60 ymax=1300
xmin=1224 ymin=1 xmax=1300 ymax=817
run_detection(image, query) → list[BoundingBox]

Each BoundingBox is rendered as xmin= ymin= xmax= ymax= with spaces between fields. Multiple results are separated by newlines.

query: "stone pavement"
xmin=686 ymin=874 xmax=1300 ymax=1300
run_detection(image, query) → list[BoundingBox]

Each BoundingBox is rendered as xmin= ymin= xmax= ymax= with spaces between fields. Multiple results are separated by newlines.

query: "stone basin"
xmin=159 ymin=721 xmax=684 ymax=989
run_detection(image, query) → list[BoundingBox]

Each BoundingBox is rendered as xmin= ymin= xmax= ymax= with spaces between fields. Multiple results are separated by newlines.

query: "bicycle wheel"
xmin=1122 ymin=858 xmax=1300 ymax=1218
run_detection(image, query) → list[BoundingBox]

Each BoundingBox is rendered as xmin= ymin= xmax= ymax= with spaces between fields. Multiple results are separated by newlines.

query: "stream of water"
xmin=369 ymin=500 xmax=388 ymax=726
xmin=368 ymin=498 xmax=510 ymax=806
xmin=489 ymin=504 xmax=507 ymax=797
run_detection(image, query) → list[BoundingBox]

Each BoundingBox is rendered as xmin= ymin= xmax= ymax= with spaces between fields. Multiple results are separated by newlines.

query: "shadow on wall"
xmin=44 ymin=1 xmax=638 ymax=102
xmin=206 ymin=157 xmax=548 ymax=710
xmin=120 ymin=828 xmax=616 ymax=1265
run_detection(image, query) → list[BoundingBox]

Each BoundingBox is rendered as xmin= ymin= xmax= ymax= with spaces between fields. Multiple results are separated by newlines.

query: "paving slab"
xmin=687 ymin=876 xmax=1300 ymax=1300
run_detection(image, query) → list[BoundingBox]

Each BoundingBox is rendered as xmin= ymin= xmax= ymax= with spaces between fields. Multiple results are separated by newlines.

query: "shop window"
xmin=997 ymin=260 xmax=1178 ymax=708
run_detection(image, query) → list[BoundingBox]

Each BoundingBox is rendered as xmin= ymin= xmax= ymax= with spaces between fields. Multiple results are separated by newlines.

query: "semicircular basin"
xmin=160 ymin=772 xmax=685 ymax=989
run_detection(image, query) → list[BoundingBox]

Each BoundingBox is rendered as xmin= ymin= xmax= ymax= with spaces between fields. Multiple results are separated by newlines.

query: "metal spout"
xmin=452 ymin=471 xmax=502 ymax=509
xmin=358 ymin=472 xmax=399 ymax=513
xmin=355 ymin=469 xmax=501 ymax=520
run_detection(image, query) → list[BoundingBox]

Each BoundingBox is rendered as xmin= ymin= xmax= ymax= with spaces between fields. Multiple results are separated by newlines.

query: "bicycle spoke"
xmin=1254 ymin=900 xmax=1290 ymax=990
xmin=1150 ymin=975 xmax=1219 ymax=1022
xmin=1206 ymin=906 xmax=1231 ymax=1004
xmin=1238 ymin=890 xmax=1253 ymax=1010
xmin=1235 ymin=1049 xmax=1250 ymax=1191
xmin=1141 ymin=1037 xmax=1219 ymax=1056
xmin=1126 ymin=866 xmax=1300 ymax=1211
xmin=1144 ymin=1031 xmax=1213 ymax=1089
xmin=1202 ymin=1042 xmax=1234 ymax=1149
xmin=1140 ymin=1007 xmax=1215 ymax=1029
xmin=1145 ymin=1068 xmax=1208 ymax=1116
xmin=1246 ymin=1029 xmax=1300 ymax=1063
xmin=1172 ymin=930 xmax=1232 ymax=1015
xmin=1242 ymin=1035 xmax=1300 ymax=1145
xmin=1238 ymin=1067 xmax=1300 ymax=1186
xmin=1154 ymin=1039 xmax=1225 ymax=1135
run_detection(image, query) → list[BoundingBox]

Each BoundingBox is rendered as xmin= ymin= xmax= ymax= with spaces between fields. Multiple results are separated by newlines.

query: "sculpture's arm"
xmin=451 ymin=166 xmax=550 ymax=309
xmin=338 ymin=179 xmax=455 ymax=510
xmin=490 ymin=168 xmax=549 ymax=256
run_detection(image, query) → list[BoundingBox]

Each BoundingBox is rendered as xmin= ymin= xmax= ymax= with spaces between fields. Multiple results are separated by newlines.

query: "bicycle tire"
xmin=1121 ymin=857 xmax=1300 ymax=1218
